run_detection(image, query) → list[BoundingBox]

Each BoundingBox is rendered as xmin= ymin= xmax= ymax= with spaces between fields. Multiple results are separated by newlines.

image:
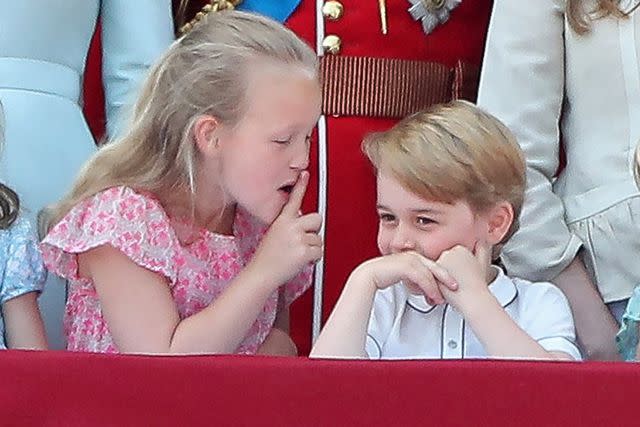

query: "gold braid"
xmin=179 ymin=0 xmax=243 ymax=35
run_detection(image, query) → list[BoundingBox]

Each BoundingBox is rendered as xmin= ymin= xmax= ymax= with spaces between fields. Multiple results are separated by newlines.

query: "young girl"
xmin=41 ymin=11 xmax=323 ymax=355
xmin=311 ymin=101 xmax=580 ymax=360
xmin=0 ymin=103 xmax=48 ymax=350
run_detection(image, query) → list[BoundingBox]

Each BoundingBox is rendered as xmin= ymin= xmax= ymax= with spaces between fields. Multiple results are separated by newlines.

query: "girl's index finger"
xmin=281 ymin=171 xmax=309 ymax=217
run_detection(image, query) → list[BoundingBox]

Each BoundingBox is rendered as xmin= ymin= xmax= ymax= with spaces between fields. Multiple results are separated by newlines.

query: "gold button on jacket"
xmin=322 ymin=34 xmax=342 ymax=55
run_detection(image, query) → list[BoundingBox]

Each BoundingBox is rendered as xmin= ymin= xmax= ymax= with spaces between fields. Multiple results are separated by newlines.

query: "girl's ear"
xmin=193 ymin=115 xmax=221 ymax=156
xmin=484 ymin=201 xmax=515 ymax=246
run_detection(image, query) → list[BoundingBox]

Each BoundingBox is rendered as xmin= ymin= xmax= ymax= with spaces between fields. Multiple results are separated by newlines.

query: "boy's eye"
xmin=273 ymin=138 xmax=291 ymax=145
xmin=379 ymin=213 xmax=395 ymax=222
xmin=416 ymin=217 xmax=435 ymax=226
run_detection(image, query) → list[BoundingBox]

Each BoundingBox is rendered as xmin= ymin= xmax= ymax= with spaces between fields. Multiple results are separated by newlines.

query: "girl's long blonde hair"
xmin=567 ymin=0 xmax=632 ymax=34
xmin=45 ymin=10 xmax=317 ymax=231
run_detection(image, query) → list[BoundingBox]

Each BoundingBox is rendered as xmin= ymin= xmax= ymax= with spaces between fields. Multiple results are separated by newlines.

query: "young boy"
xmin=311 ymin=101 xmax=581 ymax=360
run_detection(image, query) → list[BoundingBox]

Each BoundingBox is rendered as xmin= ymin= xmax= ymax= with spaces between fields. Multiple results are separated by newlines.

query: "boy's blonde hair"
xmin=363 ymin=100 xmax=526 ymax=244
xmin=45 ymin=11 xmax=318 ymax=230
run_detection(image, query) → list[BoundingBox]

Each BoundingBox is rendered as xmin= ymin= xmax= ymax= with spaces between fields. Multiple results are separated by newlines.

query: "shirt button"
xmin=447 ymin=340 xmax=458 ymax=349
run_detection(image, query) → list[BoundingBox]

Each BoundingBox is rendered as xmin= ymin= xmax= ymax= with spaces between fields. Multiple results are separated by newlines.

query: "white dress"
xmin=478 ymin=0 xmax=640 ymax=304
xmin=0 ymin=1 xmax=174 ymax=347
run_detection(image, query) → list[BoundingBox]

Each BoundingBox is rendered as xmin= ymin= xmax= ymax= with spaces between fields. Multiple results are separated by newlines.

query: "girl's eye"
xmin=416 ymin=217 xmax=435 ymax=226
xmin=273 ymin=138 xmax=291 ymax=145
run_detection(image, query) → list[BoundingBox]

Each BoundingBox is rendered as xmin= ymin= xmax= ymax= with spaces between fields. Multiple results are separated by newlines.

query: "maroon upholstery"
xmin=0 ymin=350 xmax=636 ymax=425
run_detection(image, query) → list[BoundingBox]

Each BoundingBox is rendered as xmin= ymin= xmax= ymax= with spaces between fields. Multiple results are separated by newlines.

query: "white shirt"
xmin=365 ymin=267 xmax=582 ymax=360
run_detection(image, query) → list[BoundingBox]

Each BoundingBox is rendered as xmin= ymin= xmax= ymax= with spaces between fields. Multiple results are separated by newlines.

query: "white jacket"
xmin=478 ymin=0 xmax=640 ymax=303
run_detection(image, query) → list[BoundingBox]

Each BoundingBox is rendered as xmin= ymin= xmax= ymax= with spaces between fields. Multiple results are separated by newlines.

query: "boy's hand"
xmin=436 ymin=241 xmax=493 ymax=313
xmin=251 ymin=171 xmax=323 ymax=288
xmin=352 ymin=251 xmax=457 ymax=305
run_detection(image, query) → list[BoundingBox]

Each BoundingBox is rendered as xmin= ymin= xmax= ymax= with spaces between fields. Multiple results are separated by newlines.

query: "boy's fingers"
xmin=410 ymin=271 xmax=444 ymax=305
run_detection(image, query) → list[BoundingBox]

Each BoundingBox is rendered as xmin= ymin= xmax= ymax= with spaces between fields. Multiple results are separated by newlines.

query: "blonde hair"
xmin=567 ymin=0 xmax=629 ymax=34
xmin=45 ymin=10 xmax=318 ymax=230
xmin=363 ymin=100 xmax=526 ymax=244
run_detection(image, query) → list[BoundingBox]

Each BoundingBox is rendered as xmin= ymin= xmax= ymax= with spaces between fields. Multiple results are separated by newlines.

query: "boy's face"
xmin=376 ymin=172 xmax=489 ymax=260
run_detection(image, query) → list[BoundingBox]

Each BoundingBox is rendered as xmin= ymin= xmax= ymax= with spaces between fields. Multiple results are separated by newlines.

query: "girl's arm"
xmin=84 ymin=244 xmax=283 ymax=354
xmin=256 ymin=305 xmax=298 ymax=356
xmin=3 ymin=292 xmax=48 ymax=350
xmin=83 ymin=173 xmax=322 ymax=355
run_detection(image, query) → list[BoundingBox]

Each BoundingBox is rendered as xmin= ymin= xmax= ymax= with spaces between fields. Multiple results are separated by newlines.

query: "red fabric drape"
xmin=0 ymin=350 xmax=636 ymax=426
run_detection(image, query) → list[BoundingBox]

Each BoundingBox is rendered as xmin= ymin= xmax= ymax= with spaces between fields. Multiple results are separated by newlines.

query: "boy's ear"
xmin=193 ymin=115 xmax=221 ymax=155
xmin=485 ymin=201 xmax=514 ymax=246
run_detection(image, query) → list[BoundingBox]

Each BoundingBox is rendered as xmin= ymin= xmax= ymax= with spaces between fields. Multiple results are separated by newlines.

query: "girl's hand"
xmin=251 ymin=171 xmax=323 ymax=288
xmin=436 ymin=241 xmax=493 ymax=313
xmin=352 ymin=251 xmax=457 ymax=305
xmin=256 ymin=327 xmax=298 ymax=356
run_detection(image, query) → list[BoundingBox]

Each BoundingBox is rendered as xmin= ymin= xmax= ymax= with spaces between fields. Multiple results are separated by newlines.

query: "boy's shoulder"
xmin=502 ymin=271 xmax=571 ymax=309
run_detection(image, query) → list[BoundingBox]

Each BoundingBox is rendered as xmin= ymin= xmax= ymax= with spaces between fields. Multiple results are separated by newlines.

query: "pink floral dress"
xmin=41 ymin=186 xmax=312 ymax=354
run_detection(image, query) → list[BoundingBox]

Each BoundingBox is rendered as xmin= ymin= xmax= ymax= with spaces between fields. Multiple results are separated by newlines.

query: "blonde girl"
xmin=41 ymin=11 xmax=322 ymax=355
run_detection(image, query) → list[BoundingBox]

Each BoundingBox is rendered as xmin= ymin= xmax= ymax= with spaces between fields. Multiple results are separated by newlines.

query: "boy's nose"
xmin=390 ymin=228 xmax=416 ymax=253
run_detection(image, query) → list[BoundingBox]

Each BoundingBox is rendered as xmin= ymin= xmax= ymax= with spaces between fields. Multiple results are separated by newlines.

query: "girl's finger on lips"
xmin=281 ymin=171 xmax=309 ymax=217
xmin=297 ymin=212 xmax=323 ymax=232
xmin=303 ymin=233 xmax=323 ymax=247
xmin=306 ymin=246 xmax=323 ymax=262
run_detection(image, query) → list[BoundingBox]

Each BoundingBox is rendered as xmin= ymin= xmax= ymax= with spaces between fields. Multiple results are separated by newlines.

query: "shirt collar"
xmin=404 ymin=265 xmax=518 ymax=312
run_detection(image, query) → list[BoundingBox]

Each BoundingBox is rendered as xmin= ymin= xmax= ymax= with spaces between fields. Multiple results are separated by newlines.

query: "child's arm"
xmin=437 ymin=244 xmax=575 ymax=360
xmin=553 ymin=259 xmax=620 ymax=360
xmin=310 ymin=252 xmax=456 ymax=359
xmin=86 ymin=245 xmax=288 ymax=354
xmin=256 ymin=305 xmax=298 ymax=356
xmin=3 ymin=292 xmax=48 ymax=350
xmin=462 ymin=292 xmax=573 ymax=360
xmin=83 ymin=173 xmax=321 ymax=355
